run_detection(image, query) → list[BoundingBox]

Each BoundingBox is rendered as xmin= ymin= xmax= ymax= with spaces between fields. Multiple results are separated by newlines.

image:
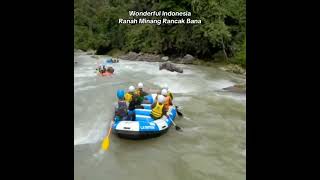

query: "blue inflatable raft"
xmin=112 ymin=94 xmax=177 ymax=139
xmin=105 ymin=58 xmax=113 ymax=64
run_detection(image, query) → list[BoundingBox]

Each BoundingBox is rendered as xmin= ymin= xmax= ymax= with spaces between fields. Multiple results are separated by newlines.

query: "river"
xmin=74 ymin=52 xmax=246 ymax=180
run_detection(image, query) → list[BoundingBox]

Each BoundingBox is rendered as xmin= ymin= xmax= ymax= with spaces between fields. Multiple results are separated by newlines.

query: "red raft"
xmin=96 ymin=66 xmax=114 ymax=76
xmin=98 ymin=71 xmax=112 ymax=76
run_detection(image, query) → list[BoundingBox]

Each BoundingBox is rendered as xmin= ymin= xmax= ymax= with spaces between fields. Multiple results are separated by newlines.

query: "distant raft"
xmin=112 ymin=94 xmax=177 ymax=139
xmin=98 ymin=71 xmax=112 ymax=76
xmin=104 ymin=58 xmax=119 ymax=64
xmin=105 ymin=58 xmax=113 ymax=64
xmin=96 ymin=65 xmax=114 ymax=76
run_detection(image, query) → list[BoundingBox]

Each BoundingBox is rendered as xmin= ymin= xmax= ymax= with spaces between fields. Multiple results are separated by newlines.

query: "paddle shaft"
xmin=106 ymin=125 xmax=112 ymax=137
xmin=167 ymin=115 xmax=182 ymax=131
xmin=175 ymin=106 xmax=183 ymax=116
xmin=170 ymin=118 xmax=177 ymax=126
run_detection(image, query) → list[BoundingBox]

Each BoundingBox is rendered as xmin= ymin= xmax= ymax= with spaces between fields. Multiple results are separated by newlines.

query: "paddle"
xmin=101 ymin=119 xmax=114 ymax=151
xmin=166 ymin=115 xmax=182 ymax=131
xmin=175 ymin=106 xmax=183 ymax=116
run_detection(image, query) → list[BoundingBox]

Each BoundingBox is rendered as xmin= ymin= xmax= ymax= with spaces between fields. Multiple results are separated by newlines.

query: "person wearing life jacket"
xmin=135 ymin=82 xmax=148 ymax=104
xmin=102 ymin=65 xmax=107 ymax=73
xmin=160 ymin=89 xmax=173 ymax=111
xmin=150 ymin=95 xmax=168 ymax=120
xmin=124 ymin=85 xmax=143 ymax=111
xmin=162 ymin=84 xmax=174 ymax=100
xmin=97 ymin=65 xmax=103 ymax=73
xmin=106 ymin=66 xmax=114 ymax=74
xmin=125 ymin=86 xmax=135 ymax=103
xmin=135 ymin=82 xmax=148 ymax=97
xmin=114 ymin=89 xmax=135 ymax=121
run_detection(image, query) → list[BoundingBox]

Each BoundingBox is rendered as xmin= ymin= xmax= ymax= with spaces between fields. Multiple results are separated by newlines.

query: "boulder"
xmin=119 ymin=52 xmax=139 ymax=60
xmin=119 ymin=52 xmax=166 ymax=62
xmin=180 ymin=54 xmax=195 ymax=64
xmin=222 ymin=84 xmax=246 ymax=94
xmin=159 ymin=62 xmax=183 ymax=73
xmin=173 ymin=54 xmax=195 ymax=64
xmin=74 ymin=49 xmax=84 ymax=53
xmin=136 ymin=54 xmax=161 ymax=62
xmin=86 ymin=50 xmax=95 ymax=55
xmin=220 ymin=64 xmax=246 ymax=75
xmin=161 ymin=56 xmax=169 ymax=61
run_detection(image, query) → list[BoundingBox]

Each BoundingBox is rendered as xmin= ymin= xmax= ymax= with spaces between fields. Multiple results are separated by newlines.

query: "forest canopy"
xmin=74 ymin=0 xmax=246 ymax=67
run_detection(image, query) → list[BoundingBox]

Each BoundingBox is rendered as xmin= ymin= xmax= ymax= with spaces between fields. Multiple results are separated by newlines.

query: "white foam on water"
xmin=74 ymin=81 xmax=129 ymax=94
xmin=183 ymin=116 xmax=192 ymax=121
xmin=94 ymin=60 xmax=203 ymax=95
xmin=182 ymin=126 xmax=203 ymax=133
xmin=118 ymin=60 xmax=196 ymax=77
xmin=74 ymin=129 xmax=105 ymax=146
xmin=97 ymin=81 xmax=128 ymax=87
xmin=74 ymin=72 xmax=97 ymax=78
xmin=148 ymin=76 xmax=200 ymax=94
xmin=74 ymin=85 xmax=99 ymax=93
xmin=74 ymin=64 xmax=97 ymax=78
xmin=74 ymin=118 xmax=108 ymax=146
xmin=74 ymin=127 xmax=104 ymax=146
xmin=206 ymin=79 xmax=236 ymax=90
xmin=173 ymin=97 xmax=192 ymax=102
xmin=74 ymin=80 xmax=86 ymax=87
xmin=92 ymin=149 xmax=106 ymax=162
xmin=213 ymin=92 xmax=246 ymax=103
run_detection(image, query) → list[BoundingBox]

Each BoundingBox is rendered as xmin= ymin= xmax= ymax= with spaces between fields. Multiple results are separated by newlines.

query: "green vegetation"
xmin=74 ymin=0 xmax=246 ymax=67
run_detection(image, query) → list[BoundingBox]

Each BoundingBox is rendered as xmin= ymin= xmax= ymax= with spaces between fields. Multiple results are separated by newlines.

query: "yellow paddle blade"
xmin=101 ymin=136 xmax=110 ymax=151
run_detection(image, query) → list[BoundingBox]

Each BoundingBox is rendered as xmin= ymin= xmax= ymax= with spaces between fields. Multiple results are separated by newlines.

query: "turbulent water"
xmin=74 ymin=52 xmax=246 ymax=180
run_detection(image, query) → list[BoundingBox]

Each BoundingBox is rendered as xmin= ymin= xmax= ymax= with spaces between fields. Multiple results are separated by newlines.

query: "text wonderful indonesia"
xmin=129 ymin=11 xmax=191 ymax=17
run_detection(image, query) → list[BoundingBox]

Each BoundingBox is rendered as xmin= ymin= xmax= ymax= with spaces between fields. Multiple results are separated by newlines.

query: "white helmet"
xmin=158 ymin=95 xmax=165 ymax=103
xmin=162 ymin=84 xmax=168 ymax=90
xmin=128 ymin=86 xmax=135 ymax=92
xmin=138 ymin=82 xmax=143 ymax=88
xmin=161 ymin=89 xmax=168 ymax=96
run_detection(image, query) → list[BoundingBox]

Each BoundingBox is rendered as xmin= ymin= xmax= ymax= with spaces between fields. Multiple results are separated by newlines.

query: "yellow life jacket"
xmin=134 ymin=89 xmax=141 ymax=97
xmin=151 ymin=102 xmax=164 ymax=119
xmin=124 ymin=93 xmax=133 ymax=102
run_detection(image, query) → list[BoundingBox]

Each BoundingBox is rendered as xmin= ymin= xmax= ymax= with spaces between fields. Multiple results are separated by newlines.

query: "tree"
xmin=74 ymin=0 xmax=246 ymax=66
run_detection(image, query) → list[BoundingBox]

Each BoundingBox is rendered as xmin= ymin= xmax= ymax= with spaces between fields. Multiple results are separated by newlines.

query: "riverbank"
xmin=74 ymin=49 xmax=246 ymax=75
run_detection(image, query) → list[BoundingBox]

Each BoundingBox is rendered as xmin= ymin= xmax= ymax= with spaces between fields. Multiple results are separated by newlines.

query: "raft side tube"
xmin=141 ymin=104 xmax=151 ymax=109
xmin=134 ymin=109 xmax=152 ymax=116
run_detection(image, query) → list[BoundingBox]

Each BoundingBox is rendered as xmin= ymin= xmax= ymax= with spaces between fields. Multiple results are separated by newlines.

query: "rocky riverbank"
xmin=118 ymin=52 xmax=196 ymax=64
xmin=222 ymin=83 xmax=246 ymax=94
xmin=219 ymin=64 xmax=246 ymax=76
xmin=118 ymin=52 xmax=246 ymax=75
xmin=118 ymin=52 xmax=246 ymax=91
xmin=75 ymin=50 xmax=246 ymax=76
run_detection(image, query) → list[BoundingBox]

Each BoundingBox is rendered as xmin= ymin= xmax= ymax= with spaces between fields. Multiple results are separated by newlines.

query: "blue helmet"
xmin=117 ymin=89 xmax=125 ymax=99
